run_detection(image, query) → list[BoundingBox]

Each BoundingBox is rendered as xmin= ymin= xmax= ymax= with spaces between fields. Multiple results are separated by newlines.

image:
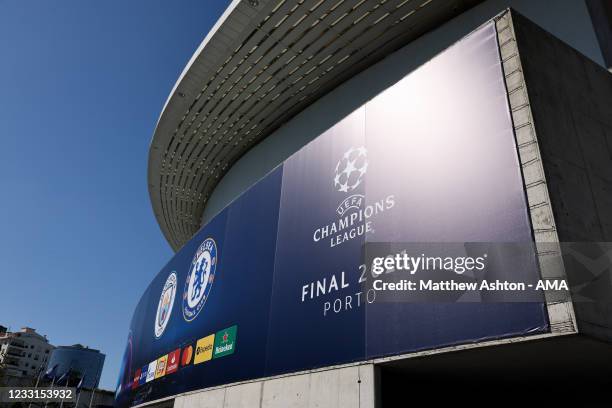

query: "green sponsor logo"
xmin=213 ymin=325 xmax=237 ymax=358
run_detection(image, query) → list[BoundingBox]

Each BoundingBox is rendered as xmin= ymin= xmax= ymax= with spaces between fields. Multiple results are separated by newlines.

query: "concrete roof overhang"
xmin=148 ymin=0 xmax=482 ymax=251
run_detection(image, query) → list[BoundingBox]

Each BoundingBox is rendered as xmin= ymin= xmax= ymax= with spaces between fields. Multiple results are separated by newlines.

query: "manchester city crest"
xmin=154 ymin=272 xmax=177 ymax=338
xmin=183 ymin=237 xmax=217 ymax=322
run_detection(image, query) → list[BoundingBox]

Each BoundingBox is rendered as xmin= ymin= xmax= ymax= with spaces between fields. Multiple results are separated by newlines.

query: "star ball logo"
xmin=183 ymin=238 xmax=218 ymax=321
xmin=154 ymin=272 xmax=177 ymax=338
xmin=313 ymin=145 xmax=395 ymax=248
xmin=334 ymin=146 xmax=368 ymax=193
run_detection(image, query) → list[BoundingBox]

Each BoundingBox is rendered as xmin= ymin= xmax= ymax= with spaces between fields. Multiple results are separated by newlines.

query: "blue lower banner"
xmin=116 ymin=21 xmax=549 ymax=407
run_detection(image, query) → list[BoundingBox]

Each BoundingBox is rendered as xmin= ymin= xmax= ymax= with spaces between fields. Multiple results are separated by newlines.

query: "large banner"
xmin=116 ymin=22 xmax=548 ymax=406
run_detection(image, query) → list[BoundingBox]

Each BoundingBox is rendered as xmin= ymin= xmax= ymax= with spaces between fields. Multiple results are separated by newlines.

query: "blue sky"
xmin=0 ymin=0 xmax=230 ymax=390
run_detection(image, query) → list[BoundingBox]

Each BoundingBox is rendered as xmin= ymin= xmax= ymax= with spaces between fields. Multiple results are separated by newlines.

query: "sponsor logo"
xmin=213 ymin=325 xmax=237 ymax=359
xmin=166 ymin=348 xmax=180 ymax=374
xmin=194 ymin=334 xmax=215 ymax=364
xmin=155 ymin=355 xmax=167 ymax=379
xmin=132 ymin=369 xmax=141 ymax=390
xmin=139 ymin=365 xmax=148 ymax=385
xmin=183 ymin=238 xmax=218 ymax=321
xmin=154 ymin=272 xmax=177 ymax=338
xmin=334 ymin=146 xmax=368 ymax=193
xmin=180 ymin=345 xmax=193 ymax=366
xmin=146 ymin=361 xmax=156 ymax=383
xmin=313 ymin=146 xmax=395 ymax=248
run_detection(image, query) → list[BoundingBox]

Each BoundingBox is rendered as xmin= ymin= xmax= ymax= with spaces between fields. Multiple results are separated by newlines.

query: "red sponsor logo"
xmin=166 ymin=348 xmax=180 ymax=374
xmin=132 ymin=368 xmax=141 ymax=390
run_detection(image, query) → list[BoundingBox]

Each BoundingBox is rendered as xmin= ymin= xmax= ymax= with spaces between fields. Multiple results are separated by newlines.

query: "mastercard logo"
xmin=181 ymin=345 xmax=193 ymax=366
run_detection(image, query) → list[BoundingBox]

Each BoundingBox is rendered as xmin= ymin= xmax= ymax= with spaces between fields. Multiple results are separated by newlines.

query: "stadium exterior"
xmin=120 ymin=1 xmax=612 ymax=407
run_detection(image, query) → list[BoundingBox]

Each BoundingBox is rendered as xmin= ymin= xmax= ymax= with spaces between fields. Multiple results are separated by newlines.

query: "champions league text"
xmin=312 ymin=195 xmax=395 ymax=247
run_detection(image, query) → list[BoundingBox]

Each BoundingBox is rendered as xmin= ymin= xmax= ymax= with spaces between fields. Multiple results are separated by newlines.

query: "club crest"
xmin=183 ymin=238 xmax=218 ymax=321
xmin=154 ymin=272 xmax=177 ymax=338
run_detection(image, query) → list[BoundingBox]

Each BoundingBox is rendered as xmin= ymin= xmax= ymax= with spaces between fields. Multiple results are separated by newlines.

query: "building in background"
xmin=72 ymin=388 xmax=115 ymax=408
xmin=117 ymin=1 xmax=612 ymax=407
xmin=47 ymin=344 xmax=105 ymax=389
xmin=0 ymin=327 xmax=53 ymax=386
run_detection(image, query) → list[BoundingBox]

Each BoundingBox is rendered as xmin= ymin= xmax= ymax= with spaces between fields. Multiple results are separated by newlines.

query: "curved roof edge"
xmin=149 ymin=0 xmax=483 ymax=251
xmin=158 ymin=0 xmax=242 ymax=121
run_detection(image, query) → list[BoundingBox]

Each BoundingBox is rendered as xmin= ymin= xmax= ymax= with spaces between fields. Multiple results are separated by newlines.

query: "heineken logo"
xmin=213 ymin=325 xmax=237 ymax=359
xmin=215 ymin=343 xmax=233 ymax=353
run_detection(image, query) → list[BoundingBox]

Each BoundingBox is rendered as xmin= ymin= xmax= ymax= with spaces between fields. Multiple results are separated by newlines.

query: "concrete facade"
xmin=494 ymin=11 xmax=577 ymax=336
xmin=509 ymin=10 xmax=612 ymax=342
xmin=171 ymin=364 xmax=376 ymax=408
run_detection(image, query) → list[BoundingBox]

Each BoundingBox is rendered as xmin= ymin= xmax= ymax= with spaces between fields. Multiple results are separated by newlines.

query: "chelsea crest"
xmin=183 ymin=237 xmax=218 ymax=321
xmin=154 ymin=272 xmax=177 ymax=338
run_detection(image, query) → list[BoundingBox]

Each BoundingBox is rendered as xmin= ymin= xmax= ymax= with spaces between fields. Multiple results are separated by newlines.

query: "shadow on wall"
xmin=379 ymin=335 xmax=612 ymax=408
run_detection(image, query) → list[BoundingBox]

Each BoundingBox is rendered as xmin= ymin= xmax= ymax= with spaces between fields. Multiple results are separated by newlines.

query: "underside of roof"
xmin=149 ymin=0 xmax=483 ymax=251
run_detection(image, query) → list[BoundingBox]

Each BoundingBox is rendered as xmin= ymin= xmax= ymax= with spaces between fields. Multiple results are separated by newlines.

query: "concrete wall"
xmin=172 ymin=364 xmax=376 ymax=408
xmin=202 ymin=0 xmax=604 ymax=224
xmin=511 ymin=11 xmax=612 ymax=342
xmin=495 ymin=11 xmax=577 ymax=335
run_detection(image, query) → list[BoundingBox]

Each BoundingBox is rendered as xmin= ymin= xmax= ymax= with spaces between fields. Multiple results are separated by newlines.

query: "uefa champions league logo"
xmin=183 ymin=238 xmax=218 ymax=322
xmin=313 ymin=144 xmax=395 ymax=247
xmin=154 ymin=272 xmax=177 ymax=338
xmin=334 ymin=146 xmax=368 ymax=193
